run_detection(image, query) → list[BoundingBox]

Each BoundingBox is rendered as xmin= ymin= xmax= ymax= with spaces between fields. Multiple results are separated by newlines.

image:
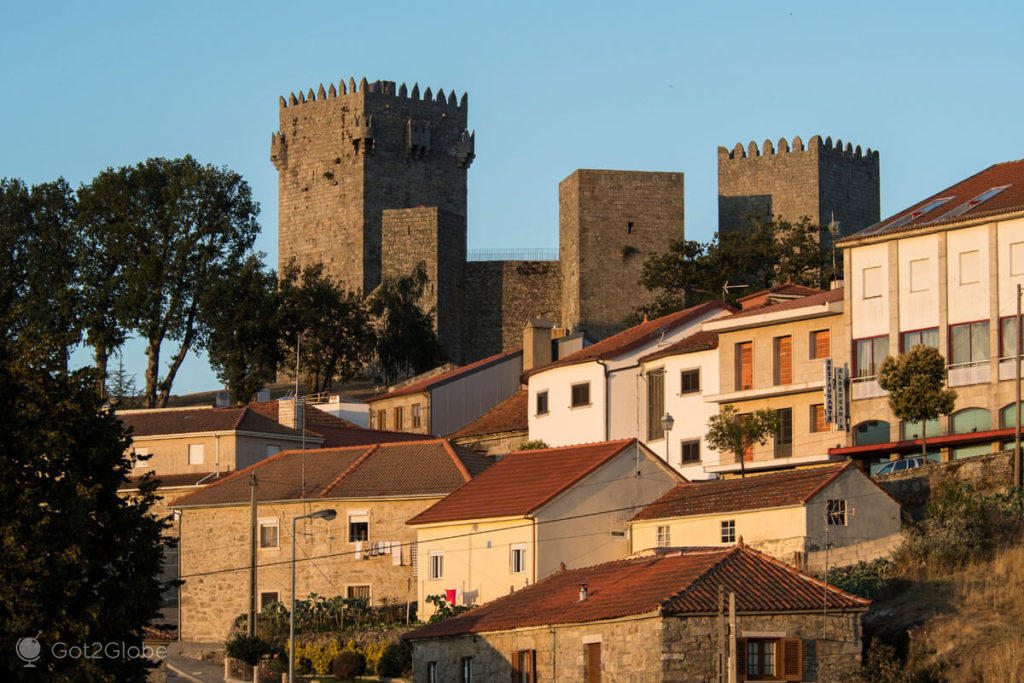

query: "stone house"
xmin=406 ymin=544 xmax=869 ymax=682
xmin=171 ymin=439 xmax=492 ymax=642
xmin=629 ymin=463 xmax=901 ymax=567
xmin=448 ymin=389 xmax=528 ymax=455
xmin=834 ymin=159 xmax=1024 ymax=473
xmin=406 ymin=438 xmax=682 ymax=619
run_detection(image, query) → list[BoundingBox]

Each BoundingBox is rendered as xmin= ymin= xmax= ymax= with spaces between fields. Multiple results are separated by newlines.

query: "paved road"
xmin=164 ymin=642 xmax=225 ymax=683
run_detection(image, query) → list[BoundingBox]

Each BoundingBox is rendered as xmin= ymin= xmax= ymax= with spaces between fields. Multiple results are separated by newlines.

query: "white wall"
xmin=897 ymin=234 xmax=940 ymax=333
xmin=528 ymin=362 xmax=607 ymax=447
xmin=850 ymin=242 xmax=890 ymax=340
xmin=997 ymin=217 xmax=1024 ymax=321
xmin=431 ymin=353 xmax=523 ymax=436
xmin=946 ymin=225 xmax=991 ymax=326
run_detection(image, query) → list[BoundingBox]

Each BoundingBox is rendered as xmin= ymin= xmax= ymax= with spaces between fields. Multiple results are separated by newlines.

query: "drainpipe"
xmin=595 ymin=360 xmax=611 ymax=441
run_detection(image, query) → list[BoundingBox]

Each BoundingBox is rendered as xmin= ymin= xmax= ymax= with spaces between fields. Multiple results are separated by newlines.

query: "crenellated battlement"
xmin=278 ymin=77 xmax=468 ymax=110
xmin=718 ymin=135 xmax=878 ymax=162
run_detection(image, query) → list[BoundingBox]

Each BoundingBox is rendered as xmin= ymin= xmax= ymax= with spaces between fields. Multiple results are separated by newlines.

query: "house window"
xmin=959 ymin=250 xmax=980 ymax=285
xmin=774 ymin=408 xmax=792 ymax=458
xmin=901 ymin=327 xmax=939 ymax=352
xmin=901 ymin=418 xmax=940 ymax=440
xmin=738 ymin=638 xmax=802 ymax=681
xmin=909 ymin=257 xmax=931 ymax=292
xmin=950 ymin=321 xmax=989 ymax=365
xmin=862 ymin=265 xmax=883 ymax=298
xmin=746 ymin=639 xmax=777 ymax=679
xmin=536 ymin=390 xmax=549 ymax=416
xmin=735 ymin=342 xmax=753 ymax=390
xmin=774 ymin=335 xmax=792 ymax=385
xmin=810 ymin=329 xmax=830 ymax=359
xmin=346 ymin=585 xmax=370 ymax=600
xmin=187 ymin=443 xmax=204 ymax=465
xmin=680 ymin=369 xmax=700 ymax=394
xmin=1000 ymin=316 xmax=1024 ymax=359
xmin=827 ymin=499 xmax=847 ymax=526
xmin=513 ymin=650 xmax=536 ymax=683
xmin=348 ymin=513 xmax=368 ymax=542
xmin=647 ymin=368 xmax=665 ymax=440
xmin=132 ymin=447 xmax=150 ymax=468
xmin=584 ymin=643 xmax=601 ymax=683
xmin=853 ymin=335 xmax=888 ymax=378
xmin=429 ymin=551 xmax=443 ymax=580
xmin=571 ymin=382 xmax=590 ymax=408
xmin=375 ymin=409 xmax=386 ymax=430
xmin=680 ymin=439 xmax=700 ymax=465
xmin=721 ymin=520 xmax=736 ymax=544
xmin=394 ymin=406 xmax=403 ymax=430
xmin=427 ymin=662 xmax=438 ymax=683
xmin=411 ymin=403 xmax=422 ymax=428
xmin=810 ymin=404 xmax=826 ymax=433
xmin=259 ymin=521 xmax=279 ymax=548
xmin=259 ymin=591 xmax=279 ymax=612
xmin=656 ymin=525 xmax=671 ymax=547
xmin=459 ymin=656 xmax=473 ymax=683
xmin=510 ymin=545 xmax=527 ymax=574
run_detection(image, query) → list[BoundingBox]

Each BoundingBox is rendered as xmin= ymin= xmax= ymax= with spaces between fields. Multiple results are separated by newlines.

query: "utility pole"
xmin=717 ymin=586 xmax=725 ymax=683
xmin=1016 ymin=284 xmax=1022 ymax=488
xmin=822 ymin=508 xmax=830 ymax=641
xmin=248 ymin=472 xmax=258 ymax=636
xmin=727 ymin=591 xmax=737 ymax=683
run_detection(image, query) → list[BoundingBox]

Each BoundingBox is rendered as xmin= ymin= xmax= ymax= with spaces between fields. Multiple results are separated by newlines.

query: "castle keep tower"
xmin=271 ymin=78 xmax=475 ymax=294
xmin=718 ymin=135 xmax=880 ymax=237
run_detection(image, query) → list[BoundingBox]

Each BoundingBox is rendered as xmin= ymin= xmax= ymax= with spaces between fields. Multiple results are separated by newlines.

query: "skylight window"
xmin=933 ymin=185 xmax=1011 ymax=222
xmin=881 ymin=197 xmax=953 ymax=232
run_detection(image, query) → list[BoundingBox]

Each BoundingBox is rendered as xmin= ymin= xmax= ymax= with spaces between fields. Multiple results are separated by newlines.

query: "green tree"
xmin=877 ymin=345 xmax=957 ymax=458
xmin=202 ymin=256 xmax=283 ymax=404
xmin=367 ymin=262 xmax=445 ymax=383
xmin=105 ymin=351 xmax=140 ymax=408
xmin=0 ymin=354 xmax=171 ymax=678
xmin=279 ymin=261 xmax=374 ymax=394
xmin=705 ymin=404 xmax=781 ymax=478
xmin=630 ymin=215 xmax=832 ymax=323
xmin=77 ymin=157 xmax=261 ymax=407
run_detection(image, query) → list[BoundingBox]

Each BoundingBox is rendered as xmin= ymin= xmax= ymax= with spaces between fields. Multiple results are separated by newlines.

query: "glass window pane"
xmin=951 ymin=324 xmax=970 ymax=364
xmin=952 ymin=408 xmax=991 ymax=434
xmin=1001 ymin=403 xmax=1024 ymax=428
xmin=921 ymin=328 xmax=939 ymax=349
xmin=1002 ymin=318 xmax=1018 ymax=357
xmin=972 ymin=322 xmax=990 ymax=361
xmin=856 ymin=340 xmax=872 ymax=377
xmin=873 ymin=337 xmax=888 ymax=373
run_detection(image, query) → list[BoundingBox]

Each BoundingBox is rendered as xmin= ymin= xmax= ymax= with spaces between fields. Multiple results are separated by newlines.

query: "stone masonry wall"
xmin=559 ymin=170 xmax=685 ymax=339
xmin=178 ymin=497 xmax=438 ymax=643
xmin=718 ymin=135 xmax=879 ymax=239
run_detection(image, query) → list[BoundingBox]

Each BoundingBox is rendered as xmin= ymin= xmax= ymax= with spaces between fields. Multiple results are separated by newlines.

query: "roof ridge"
xmin=168 ymin=445 xmax=297 ymax=507
xmin=318 ymin=444 xmax=379 ymax=497
xmin=509 ymin=437 xmax=634 ymax=457
xmin=440 ymin=438 xmax=473 ymax=482
xmin=232 ymin=407 xmax=248 ymax=431
xmin=658 ymin=546 xmax=743 ymax=612
xmin=524 ymin=438 xmax=636 ymax=514
xmin=735 ymin=544 xmax=871 ymax=606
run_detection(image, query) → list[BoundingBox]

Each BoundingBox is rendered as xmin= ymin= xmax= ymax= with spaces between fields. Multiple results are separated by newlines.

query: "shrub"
xmin=225 ymin=633 xmax=277 ymax=666
xmin=332 ymin=649 xmax=367 ymax=680
xmin=516 ymin=440 xmax=548 ymax=451
xmin=824 ymin=558 xmax=897 ymax=600
xmin=377 ymin=639 xmax=413 ymax=677
xmin=293 ymin=638 xmax=342 ymax=675
xmin=425 ymin=594 xmax=475 ymax=623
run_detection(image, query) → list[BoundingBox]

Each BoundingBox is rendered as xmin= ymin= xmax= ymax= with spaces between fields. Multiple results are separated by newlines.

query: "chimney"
xmin=278 ymin=397 xmax=303 ymax=430
xmin=523 ymin=317 xmax=553 ymax=372
xmin=578 ymin=582 xmax=589 ymax=602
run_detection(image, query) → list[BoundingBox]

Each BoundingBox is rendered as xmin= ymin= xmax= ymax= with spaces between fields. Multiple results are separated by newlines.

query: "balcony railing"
xmin=947 ymin=361 xmax=990 ymax=387
xmin=851 ymin=376 xmax=888 ymax=400
xmin=998 ymin=357 xmax=1024 ymax=381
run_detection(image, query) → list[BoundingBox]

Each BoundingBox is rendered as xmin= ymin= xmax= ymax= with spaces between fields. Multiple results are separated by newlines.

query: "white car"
xmin=874 ymin=456 xmax=925 ymax=475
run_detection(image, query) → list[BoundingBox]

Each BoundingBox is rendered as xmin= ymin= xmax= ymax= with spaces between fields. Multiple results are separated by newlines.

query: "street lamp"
xmin=289 ymin=509 xmax=336 ymax=683
xmin=661 ymin=412 xmax=675 ymax=464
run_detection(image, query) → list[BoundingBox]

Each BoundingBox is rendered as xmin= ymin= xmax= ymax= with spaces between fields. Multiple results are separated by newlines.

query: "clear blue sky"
xmin=2 ymin=1 xmax=1022 ymax=394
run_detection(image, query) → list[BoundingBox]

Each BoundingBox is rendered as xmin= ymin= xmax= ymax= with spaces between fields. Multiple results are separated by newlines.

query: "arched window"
xmin=951 ymin=408 xmax=992 ymax=460
xmin=900 ymin=419 xmax=940 ymax=441
xmin=853 ymin=420 xmax=890 ymax=446
xmin=999 ymin=402 xmax=1024 ymax=429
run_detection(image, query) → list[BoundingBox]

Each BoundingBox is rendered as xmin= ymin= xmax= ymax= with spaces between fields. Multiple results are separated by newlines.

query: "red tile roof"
xmin=407 ymin=439 xmax=642 ymax=525
xmin=524 ymin=300 xmax=734 ymax=379
xmin=406 ymin=544 xmax=869 ymax=639
xmin=170 ymin=439 xmax=492 ymax=507
xmin=449 ymin=390 xmax=528 ymax=439
xmin=639 ymin=329 xmax=720 ymax=363
xmin=247 ymin=401 xmax=424 ymax=447
xmin=118 ymin=407 xmax=308 ymax=439
xmin=368 ymin=349 xmax=522 ymax=402
xmin=722 ymin=287 xmax=843 ymax=321
xmin=737 ymin=284 xmax=824 ymax=309
xmin=631 ymin=463 xmax=852 ymax=521
xmin=839 ymin=159 xmax=1024 ymax=244
xmin=120 ymin=472 xmax=226 ymax=490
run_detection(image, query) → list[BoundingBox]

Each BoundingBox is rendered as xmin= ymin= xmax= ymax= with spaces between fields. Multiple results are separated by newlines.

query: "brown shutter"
xmin=782 ymin=638 xmax=802 ymax=681
xmin=776 ymin=336 xmax=792 ymax=384
xmin=529 ymin=650 xmax=536 ymax=683
xmin=511 ymin=650 xmax=520 ymax=683
xmin=734 ymin=638 xmax=746 ymax=681
xmin=586 ymin=643 xmax=601 ymax=683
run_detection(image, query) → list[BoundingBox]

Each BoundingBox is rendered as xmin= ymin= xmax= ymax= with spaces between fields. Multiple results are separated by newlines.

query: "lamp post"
xmin=661 ymin=412 xmax=675 ymax=465
xmin=289 ymin=509 xmax=336 ymax=683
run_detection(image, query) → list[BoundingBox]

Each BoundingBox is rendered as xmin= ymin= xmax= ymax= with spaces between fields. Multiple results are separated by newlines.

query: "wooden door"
xmin=585 ymin=643 xmax=601 ymax=683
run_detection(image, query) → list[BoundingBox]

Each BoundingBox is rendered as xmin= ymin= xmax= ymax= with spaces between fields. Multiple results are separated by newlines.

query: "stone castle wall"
xmin=718 ymin=135 xmax=880 ymax=239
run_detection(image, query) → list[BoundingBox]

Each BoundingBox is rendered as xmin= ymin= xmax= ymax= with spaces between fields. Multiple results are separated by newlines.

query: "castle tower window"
xmin=627 ymin=221 xmax=634 ymax=234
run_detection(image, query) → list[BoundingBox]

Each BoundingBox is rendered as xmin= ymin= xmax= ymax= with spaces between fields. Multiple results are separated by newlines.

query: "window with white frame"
xmin=428 ymin=551 xmax=443 ymax=580
xmin=656 ymin=525 xmax=671 ymax=547
xmin=348 ymin=512 xmax=369 ymax=542
xmin=827 ymin=499 xmax=848 ymax=526
xmin=259 ymin=520 xmax=279 ymax=548
xmin=187 ymin=443 xmax=204 ymax=465
xmin=510 ymin=544 xmax=527 ymax=574
xmin=721 ymin=520 xmax=736 ymax=544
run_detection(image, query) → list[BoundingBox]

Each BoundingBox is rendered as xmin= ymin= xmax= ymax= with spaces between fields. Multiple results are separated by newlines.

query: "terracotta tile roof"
xmin=722 ymin=287 xmax=843 ymax=321
xmin=523 ymin=300 xmax=735 ymax=379
xmin=737 ymin=284 xmax=823 ymax=308
xmin=839 ymin=159 xmax=1024 ymax=244
xmin=631 ymin=463 xmax=851 ymax=521
xmin=170 ymin=439 xmax=492 ymax=508
xmin=118 ymin=407 xmax=307 ymax=439
xmin=406 ymin=545 xmax=869 ymax=639
xmin=247 ymin=401 xmax=423 ymax=447
xmin=639 ymin=330 xmax=720 ymax=363
xmin=407 ymin=439 xmax=641 ymax=525
xmin=449 ymin=390 xmax=528 ymax=439
xmin=120 ymin=472 xmax=225 ymax=490
xmin=368 ymin=349 xmax=523 ymax=402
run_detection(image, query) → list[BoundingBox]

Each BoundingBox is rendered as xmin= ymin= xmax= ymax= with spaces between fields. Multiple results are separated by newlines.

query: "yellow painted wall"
xmin=130 ymin=433 xmax=310 ymax=477
xmin=631 ymin=505 xmax=807 ymax=558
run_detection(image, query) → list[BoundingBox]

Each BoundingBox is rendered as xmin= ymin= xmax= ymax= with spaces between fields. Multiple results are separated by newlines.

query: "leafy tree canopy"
xmin=705 ymin=404 xmax=781 ymax=478
xmin=878 ymin=345 xmax=957 ymax=457
xmin=367 ymin=262 xmax=445 ymax=384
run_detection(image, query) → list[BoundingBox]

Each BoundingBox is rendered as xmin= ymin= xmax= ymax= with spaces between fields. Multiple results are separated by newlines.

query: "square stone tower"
xmin=717 ymin=135 xmax=880 ymax=238
xmin=560 ymin=169 xmax=685 ymax=338
xmin=271 ymin=78 xmax=474 ymax=293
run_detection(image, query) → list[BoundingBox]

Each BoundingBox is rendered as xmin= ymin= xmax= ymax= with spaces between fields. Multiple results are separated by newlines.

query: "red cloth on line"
xmin=445 ymin=589 xmax=456 ymax=605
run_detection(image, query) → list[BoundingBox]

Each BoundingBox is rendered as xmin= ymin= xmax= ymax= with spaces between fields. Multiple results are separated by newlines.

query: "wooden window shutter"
xmin=734 ymin=638 xmax=747 ymax=681
xmin=782 ymin=638 xmax=802 ymax=681
xmin=511 ymin=650 xmax=520 ymax=683
xmin=529 ymin=650 xmax=536 ymax=682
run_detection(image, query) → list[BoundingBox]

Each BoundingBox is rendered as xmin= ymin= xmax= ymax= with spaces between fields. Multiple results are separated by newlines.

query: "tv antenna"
xmin=722 ymin=281 xmax=749 ymax=299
